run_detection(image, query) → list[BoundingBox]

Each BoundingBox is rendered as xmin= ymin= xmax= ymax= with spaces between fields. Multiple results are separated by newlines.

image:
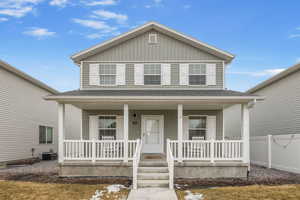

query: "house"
xmin=0 ymin=60 xmax=81 ymax=164
xmin=45 ymin=22 xmax=262 ymax=189
xmin=246 ymin=63 xmax=300 ymax=173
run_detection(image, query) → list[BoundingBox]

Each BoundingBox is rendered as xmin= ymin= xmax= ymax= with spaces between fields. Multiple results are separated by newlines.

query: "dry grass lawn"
xmin=0 ymin=180 xmax=129 ymax=200
xmin=176 ymin=184 xmax=300 ymax=200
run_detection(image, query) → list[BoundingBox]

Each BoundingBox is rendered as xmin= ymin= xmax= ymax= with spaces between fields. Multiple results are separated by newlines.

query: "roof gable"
xmin=71 ymin=22 xmax=234 ymax=64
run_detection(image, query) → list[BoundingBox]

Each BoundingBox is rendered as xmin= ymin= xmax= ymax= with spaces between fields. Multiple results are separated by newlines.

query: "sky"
xmin=0 ymin=0 xmax=300 ymax=92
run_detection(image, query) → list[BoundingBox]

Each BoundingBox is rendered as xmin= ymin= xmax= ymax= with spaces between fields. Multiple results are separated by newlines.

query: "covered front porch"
xmin=57 ymin=100 xmax=251 ymax=164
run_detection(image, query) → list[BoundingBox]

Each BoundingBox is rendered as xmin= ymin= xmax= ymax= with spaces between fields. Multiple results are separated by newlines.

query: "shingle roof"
xmin=50 ymin=89 xmax=256 ymax=97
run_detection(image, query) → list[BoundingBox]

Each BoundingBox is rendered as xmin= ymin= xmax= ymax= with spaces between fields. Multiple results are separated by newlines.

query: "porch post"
xmin=178 ymin=104 xmax=183 ymax=162
xmin=124 ymin=104 xmax=129 ymax=163
xmin=241 ymin=104 xmax=250 ymax=165
xmin=58 ymin=103 xmax=65 ymax=164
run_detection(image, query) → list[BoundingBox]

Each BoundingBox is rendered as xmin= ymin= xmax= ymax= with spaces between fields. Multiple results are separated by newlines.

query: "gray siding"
xmin=81 ymin=109 xmax=223 ymax=150
xmin=0 ymin=67 xmax=81 ymax=162
xmin=85 ymin=30 xmax=221 ymax=61
xmin=80 ymin=29 xmax=225 ymax=89
xmin=81 ymin=61 xmax=224 ymax=89
xmin=250 ymin=69 xmax=300 ymax=137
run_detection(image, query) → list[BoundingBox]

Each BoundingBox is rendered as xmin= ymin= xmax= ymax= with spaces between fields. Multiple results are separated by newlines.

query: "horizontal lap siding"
xmin=80 ymin=29 xmax=224 ymax=89
xmin=82 ymin=61 xmax=223 ymax=89
xmin=250 ymin=69 xmax=300 ymax=137
xmin=0 ymin=67 xmax=81 ymax=162
xmin=81 ymin=110 xmax=223 ymax=142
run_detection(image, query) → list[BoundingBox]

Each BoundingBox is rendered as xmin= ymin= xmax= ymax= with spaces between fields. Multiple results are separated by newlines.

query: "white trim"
xmin=123 ymin=104 xmax=129 ymax=162
xmin=82 ymin=60 xmax=225 ymax=63
xmin=148 ymin=33 xmax=158 ymax=44
xmin=80 ymin=109 xmax=83 ymax=140
xmin=58 ymin=103 xmax=65 ymax=163
xmin=141 ymin=115 xmax=164 ymax=153
xmin=177 ymin=104 xmax=183 ymax=162
xmin=80 ymin=61 xmax=83 ymax=89
xmin=79 ymin=87 xmax=225 ymax=90
xmin=46 ymin=96 xmax=264 ymax=101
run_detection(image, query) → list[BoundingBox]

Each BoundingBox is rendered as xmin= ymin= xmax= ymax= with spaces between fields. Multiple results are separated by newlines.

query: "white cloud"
xmin=49 ymin=0 xmax=69 ymax=7
xmin=0 ymin=17 xmax=8 ymax=22
xmin=92 ymin=10 xmax=127 ymax=23
xmin=145 ymin=0 xmax=163 ymax=8
xmin=23 ymin=27 xmax=56 ymax=39
xmin=0 ymin=6 xmax=32 ymax=17
xmin=228 ymin=68 xmax=285 ymax=77
xmin=86 ymin=33 xmax=104 ymax=39
xmin=72 ymin=18 xmax=116 ymax=32
xmin=289 ymin=34 xmax=300 ymax=38
xmin=296 ymin=58 xmax=300 ymax=63
xmin=0 ymin=0 xmax=43 ymax=18
xmin=83 ymin=0 xmax=118 ymax=6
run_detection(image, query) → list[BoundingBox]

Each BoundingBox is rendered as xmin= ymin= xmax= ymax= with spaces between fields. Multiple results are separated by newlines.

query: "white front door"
xmin=141 ymin=115 xmax=164 ymax=153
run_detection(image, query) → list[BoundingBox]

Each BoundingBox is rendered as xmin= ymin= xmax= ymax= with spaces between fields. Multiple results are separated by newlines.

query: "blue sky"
xmin=1 ymin=0 xmax=300 ymax=92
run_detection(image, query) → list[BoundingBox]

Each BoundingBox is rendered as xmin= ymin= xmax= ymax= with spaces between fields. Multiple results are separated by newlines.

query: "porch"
xmin=57 ymin=101 xmax=250 ymax=164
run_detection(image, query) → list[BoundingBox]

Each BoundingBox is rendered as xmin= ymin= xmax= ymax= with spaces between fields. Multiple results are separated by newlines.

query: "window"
xmin=189 ymin=64 xmax=206 ymax=85
xmin=188 ymin=116 xmax=207 ymax=140
xmin=39 ymin=126 xmax=53 ymax=144
xmin=99 ymin=64 xmax=116 ymax=85
xmin=148 ymin=33 xmax=158 ymax=44
xmin=98 ymin=116 xmax=117 ymax=140
xmin=144 ymin=64 xmax=161 ymax=85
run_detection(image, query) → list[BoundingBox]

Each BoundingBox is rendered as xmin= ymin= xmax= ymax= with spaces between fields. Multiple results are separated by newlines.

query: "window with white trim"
xmin=99 ymin=64 xmax=116 ymax=85
xmin=188 ymin=116 xmax=207 ymax=140
xmin=98 ymin=116 xmax=117 ymax=140
xmin=189 ymin=64 xmax=206 ymax=85
xmin=144 ymin=64 xmax=161 ymax=85
xmin=39 ymin=126 xmax=53 ymax=144
xmin=148 ymin=33 xmax=158 ymax=44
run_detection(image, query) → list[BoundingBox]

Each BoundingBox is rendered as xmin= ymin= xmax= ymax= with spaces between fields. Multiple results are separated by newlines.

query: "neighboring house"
xmin=0 ymin=60 xmax=81 ymax=164
xmin=45 ymin=22 xmax=262 ymax=189
xmin=247 ymin=63 xmax=300 ymax=173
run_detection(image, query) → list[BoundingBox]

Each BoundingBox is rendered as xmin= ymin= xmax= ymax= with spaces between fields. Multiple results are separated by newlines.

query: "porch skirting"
xmin=59 ymin=162 xmax=248 ymax=178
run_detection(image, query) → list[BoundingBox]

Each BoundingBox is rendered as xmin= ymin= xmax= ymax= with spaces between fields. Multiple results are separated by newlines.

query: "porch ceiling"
xmin=68 ymin=101 xmax=237 ymax=110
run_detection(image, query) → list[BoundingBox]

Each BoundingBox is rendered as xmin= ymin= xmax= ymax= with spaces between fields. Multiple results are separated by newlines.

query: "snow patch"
xmin=184 ymin=190 xmax=204 ymax=200
xmin=106 ymin=184 xmax=126 ymax=193
xmin=90 ymin=190 xmax=103 ymax=200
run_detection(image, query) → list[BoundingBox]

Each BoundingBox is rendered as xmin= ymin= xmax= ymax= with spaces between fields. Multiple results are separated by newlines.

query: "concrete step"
xmin=138 ymin=172 xmax=169 ymax=180
xmin=137 ymin=179 xmax=169 ymax=188
xmin=139 ymin=161 xmax=167 ymax=167
xmin=138 ymin=167 xmax=169 ymax=173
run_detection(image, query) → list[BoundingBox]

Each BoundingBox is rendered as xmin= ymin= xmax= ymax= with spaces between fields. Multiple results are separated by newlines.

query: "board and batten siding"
xmin=84 ymin=30 xmax=221 ymax=62
xmin=81 ymin=62 xmax=223 ymax=89
xmin=81 ymin=109 xmax=224 ymax=151
xmin=0 ymin=67 xmax=81 ymax=163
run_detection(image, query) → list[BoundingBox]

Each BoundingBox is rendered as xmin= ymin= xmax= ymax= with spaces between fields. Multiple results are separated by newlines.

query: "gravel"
xmin=1 ymin=162 xmax=299 ymax=187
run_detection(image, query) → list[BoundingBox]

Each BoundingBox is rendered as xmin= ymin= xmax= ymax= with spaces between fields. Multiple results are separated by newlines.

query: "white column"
xmin=241 ymin=104 xmax=250 ymax=165
xmin=124 ymin=104 xmax=129 ymax=163
xmin=58 ymin=103 xmax=65 ymax=164
xmin=178 ymin=104 xmax=183 ymax=162
xmin=222 ymin=107 xmax=225 ymax=140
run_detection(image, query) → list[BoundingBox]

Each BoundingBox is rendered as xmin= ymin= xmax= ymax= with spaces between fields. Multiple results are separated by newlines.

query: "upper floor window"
xmin=98 ymin=116 xmax=117 ymax=140
xmin=99 ymin=64 xmax=116 ymax=85
xmin=39 ymin=126 xmax=53 ymax=144
xmin=144 ymin=64 xmax=161 ymax=85
xmin=189 ymin=64 xmax=206 ymax=85
xmin=188 ymin=116 xmax=207 ymax=140
xmin=148 ymin=33 xmax=158 ymax=44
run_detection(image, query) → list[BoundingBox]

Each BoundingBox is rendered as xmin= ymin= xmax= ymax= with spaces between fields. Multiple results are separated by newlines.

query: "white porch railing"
xmin=132 ymin=139 xmax=143 ymax=190
xmin=166 ymin=139 xmax=174 ymax=189
xmin=63 ymin=139 xmax=139 ymax=161
xmin=169 ymin=140 xmax=244 ymax=161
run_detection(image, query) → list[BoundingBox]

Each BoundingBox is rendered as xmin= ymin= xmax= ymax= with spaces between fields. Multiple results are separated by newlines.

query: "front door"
xmin=141 ymin=115 xmax=164 ymax=153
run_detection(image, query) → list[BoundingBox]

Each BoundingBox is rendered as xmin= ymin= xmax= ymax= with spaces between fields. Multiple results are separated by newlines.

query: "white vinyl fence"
xmin=250 ymin=134 xmax=300 ymax=174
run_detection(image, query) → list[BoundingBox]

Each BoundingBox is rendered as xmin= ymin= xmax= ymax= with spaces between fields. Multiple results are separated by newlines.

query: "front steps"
xmin=137 ymin=160 xmax=170 ymax=188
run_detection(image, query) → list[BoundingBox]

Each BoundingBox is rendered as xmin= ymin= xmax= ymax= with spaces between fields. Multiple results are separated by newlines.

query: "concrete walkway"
xmin=127 ymin=188 xmax=178 ymax=200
